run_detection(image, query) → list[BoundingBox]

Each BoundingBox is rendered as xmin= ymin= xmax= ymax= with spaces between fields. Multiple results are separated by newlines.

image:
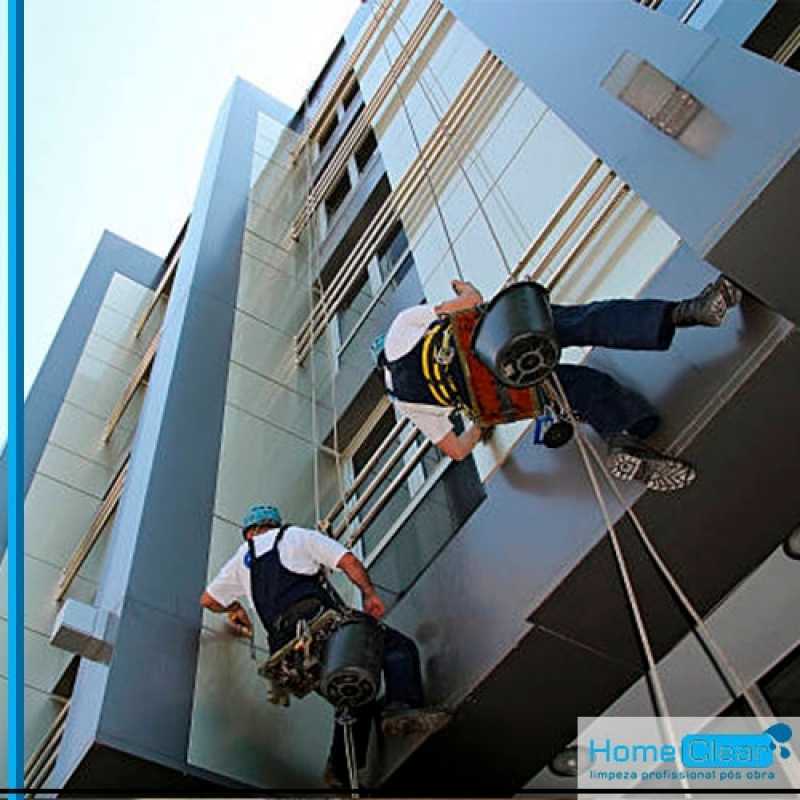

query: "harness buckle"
xmin=434 ymin=344 xmax=455 ymax=366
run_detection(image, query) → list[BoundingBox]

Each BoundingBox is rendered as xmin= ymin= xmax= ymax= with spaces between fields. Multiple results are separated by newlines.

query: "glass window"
xmin=336 ymin=268 xmax=374 ymax=345
xmin=324 ymin=170 xmax=352 ymax=220
xmin=354 ymin=130 xmax=378 ymax=173
xmin=341 ymin=77 xmax=359 ymax=111
xmin=377 ymin=224 xmax=409 ymax=281
xmin=317 ymin=114 xmax=338 ymax=152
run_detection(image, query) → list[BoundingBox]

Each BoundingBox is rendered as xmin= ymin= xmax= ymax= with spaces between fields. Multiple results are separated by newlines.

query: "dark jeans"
xmin=551 ymin=299 xmax=677 ymax=439
xmin=329 ymin=624 xmax=424 ymax=782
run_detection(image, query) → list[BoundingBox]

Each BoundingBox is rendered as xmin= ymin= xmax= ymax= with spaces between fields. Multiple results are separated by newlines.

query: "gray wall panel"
xmin=442 ymin=0 xmax=800 ymax=267
xmin=1 ymin=232 xmax=161 ymax=557
xmin=54 ymin=80 xmax=296 ymax=785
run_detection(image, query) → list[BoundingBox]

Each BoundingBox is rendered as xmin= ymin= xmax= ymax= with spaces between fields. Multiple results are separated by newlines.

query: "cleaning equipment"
xmin=319 ymin=616 xmax=385 ymax=709
xmin=471 ymin=282 xmax=560 ymax=388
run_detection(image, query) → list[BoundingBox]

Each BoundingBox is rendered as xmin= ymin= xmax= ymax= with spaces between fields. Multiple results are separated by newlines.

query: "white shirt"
xmin=205 ymin=525 xmax=349 ymax=610
xmin=383 ymin=304 xmax=454 ymax=444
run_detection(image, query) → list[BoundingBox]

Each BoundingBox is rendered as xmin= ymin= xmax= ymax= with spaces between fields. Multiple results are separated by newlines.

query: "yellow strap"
xmin=421 ymin=329 xmax=453 ymax=406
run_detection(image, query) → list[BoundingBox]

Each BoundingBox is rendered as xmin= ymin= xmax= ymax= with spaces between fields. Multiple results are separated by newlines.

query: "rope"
xmin=390 ymin=14 xmax=514 ymax=279
xmin=578 ymin=432 xmax=776 ymax=720
xmin=550 ymin=372 xmax=690 ymax=794
xmin=340 ymin=711 xmax=360 ymax=796
xmin=378 ymin=36 xmax=465 ymax=281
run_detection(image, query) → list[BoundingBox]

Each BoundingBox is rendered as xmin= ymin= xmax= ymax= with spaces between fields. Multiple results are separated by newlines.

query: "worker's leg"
xmin=380 ymin=625 xmax=450 ymax=735
xmin=555 ymin=364 xmax=696 ymax=492
xmin=551 ymin=276 xmax=742 ymax=351
xmin=555 ymin=363 xmax=660 ymax=439
xmin=382 ymin=625 xmax=425 ymax=709
xmin=552 ymin=299 xmax=676 ymax=351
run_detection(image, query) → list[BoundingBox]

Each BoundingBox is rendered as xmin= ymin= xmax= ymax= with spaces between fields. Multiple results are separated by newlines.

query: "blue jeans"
xmin=329 ymin=624 xmax=424 ymax=780
xmin=551 ymin=299 xmax=676 ymax=439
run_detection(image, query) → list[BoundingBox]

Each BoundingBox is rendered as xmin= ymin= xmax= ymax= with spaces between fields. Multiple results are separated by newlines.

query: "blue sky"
xmin=3 ymin=0 xmax=361 ymax=444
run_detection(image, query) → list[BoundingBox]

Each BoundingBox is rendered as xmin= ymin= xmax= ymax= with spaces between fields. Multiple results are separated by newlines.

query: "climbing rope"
xmin=550 ymin=373 xmax=690 ymax=793
xmin=378 ymin=35 xmax=466 ymax=282
xmin=388 ymin=13 xmax=514 ymax=279
xmin=578 ymin=431 xmax=777 ymax=721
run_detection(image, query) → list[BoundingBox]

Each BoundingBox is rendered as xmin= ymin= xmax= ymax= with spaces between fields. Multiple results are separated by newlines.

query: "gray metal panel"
xmin=0 ymin=232 xmax=162 ymax=557
xmin=442 ymin=0 xmax=800 ymax=261
xmin=708 ymin=147 xmax=800 ymax=325
xmin=55 ymin=80 xmax=297 ymax=786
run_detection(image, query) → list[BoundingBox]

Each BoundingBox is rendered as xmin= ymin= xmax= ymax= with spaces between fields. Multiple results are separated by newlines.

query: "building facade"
xmin=5 ymin=0 xmax=800 ymax=792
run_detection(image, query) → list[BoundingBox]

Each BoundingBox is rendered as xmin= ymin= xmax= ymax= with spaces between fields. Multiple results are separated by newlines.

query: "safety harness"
xmin=247 ymin=524 xmax=338 ymax=651
xmin=379 ymin=317 xmax=468 ymax=409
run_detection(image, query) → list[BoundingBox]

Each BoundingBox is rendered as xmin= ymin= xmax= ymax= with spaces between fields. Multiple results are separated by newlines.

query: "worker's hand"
xmin=226 ymin=606 xmax=253 ymax=638
xmin=480 ymin=424 xmax=496 ymax=443
xmin=362 ymin=589 xmax=386 ymax=620
xmin=451 ymin=279 xmax=481 ymax=299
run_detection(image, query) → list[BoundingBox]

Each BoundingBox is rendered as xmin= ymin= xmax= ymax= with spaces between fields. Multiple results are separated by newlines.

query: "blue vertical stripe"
xmin=8 ymin=0 xmax=24 ymax=791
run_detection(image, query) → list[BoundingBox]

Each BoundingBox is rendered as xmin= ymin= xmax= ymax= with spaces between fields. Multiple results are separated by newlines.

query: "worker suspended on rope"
xmin=200 ymin=504 xmax=448 ymax=789
xmin=373 ymin=275 xmax=742 ymax=492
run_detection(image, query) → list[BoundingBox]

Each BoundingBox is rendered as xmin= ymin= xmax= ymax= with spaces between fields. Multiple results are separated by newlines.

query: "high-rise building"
xmin=5 ymin=0 xmax=800 ymax=793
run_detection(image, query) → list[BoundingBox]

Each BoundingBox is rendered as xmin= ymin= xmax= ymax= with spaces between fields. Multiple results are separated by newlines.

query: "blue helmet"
xmin=242 ymin=504 xmax=282 ymax=531
xmin=370 ymin=334 xmax=387 ymax=366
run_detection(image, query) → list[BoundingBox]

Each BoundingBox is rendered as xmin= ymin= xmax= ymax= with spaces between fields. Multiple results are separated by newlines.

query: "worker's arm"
xmin=200 ymin=592 xmax=253 ymax=637
xmin=434 ymin=280 xmax=483 ymax=316
xmin=337 ymin=553 xmax=386 ymax=620
xmin=435 ymin=423 xmax=482 ymax=461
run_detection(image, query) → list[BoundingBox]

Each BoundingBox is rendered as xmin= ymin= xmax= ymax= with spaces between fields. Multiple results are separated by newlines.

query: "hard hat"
xmin=370 ymin=334 xmax=387 ymax=366
xmin=242 ymin=504 xmax=282 ymax=531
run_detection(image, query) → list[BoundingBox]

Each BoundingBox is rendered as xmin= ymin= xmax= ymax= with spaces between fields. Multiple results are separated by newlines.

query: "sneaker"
xmin=672 ymin=276 xmax=742 ymax=328
xmin=381 ymin=707 xmax=451 ymax=737
xmin=606 ymin=433 xmax=696 ymax=493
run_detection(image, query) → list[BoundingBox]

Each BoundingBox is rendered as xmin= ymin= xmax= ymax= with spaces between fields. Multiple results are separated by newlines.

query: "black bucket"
xmin=320 ymin=617 xmax=384 ymax=709
xmin=471 ymin=282 xmax=560 ymax=388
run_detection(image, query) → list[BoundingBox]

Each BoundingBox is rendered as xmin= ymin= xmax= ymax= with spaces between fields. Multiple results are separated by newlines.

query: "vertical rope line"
xmin=390 ymin=16 xmax=514 ymax=278
xmin=379 ymin=36 xmax=465 ymax=281
xmin=552 ymin=372 xmax=693 ymax=796
xmin=579 ymin=433 xmax=777 ymax=721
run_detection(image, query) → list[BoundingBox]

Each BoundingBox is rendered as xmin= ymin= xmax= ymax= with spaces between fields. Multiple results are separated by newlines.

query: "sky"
xmin=2 ymin=0 xmax=362 ymax=445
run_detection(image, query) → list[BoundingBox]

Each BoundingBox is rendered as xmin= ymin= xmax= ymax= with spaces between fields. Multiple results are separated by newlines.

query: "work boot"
xmin=672 ymin=276 xmax=742 ymax=327
xmin=322 ymin=761 xmax=344 ymax=790
xmin=606 ymin=433 xmax=696 ymax=493
xmin=381 ymin=705 xmax=451 ymax=737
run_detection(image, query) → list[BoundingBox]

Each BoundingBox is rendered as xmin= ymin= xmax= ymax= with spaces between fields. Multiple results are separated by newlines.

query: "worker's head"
xmin=370 ymin=334 xmax=387 ymax=368
xmin=241 ymin=504 xmax=282 ymax=539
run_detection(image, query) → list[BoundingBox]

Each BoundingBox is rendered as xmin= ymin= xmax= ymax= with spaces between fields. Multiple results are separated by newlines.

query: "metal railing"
xmin=294 ymin=52 xmax=506 ymax=362
xmin=56 ymin=456 xmax=129 ymax=602
xmin=290 ymin=0 xmax=396 ymax=163
xmin=288 ymin=0 xmax=445 ymax=243
xmin=133 ymin=216 xmax=188 ymax=338
xmin=24 ymin=699 xmax=70 ymax=795
xmin=101 ymin=329 xmax=161 ymax=444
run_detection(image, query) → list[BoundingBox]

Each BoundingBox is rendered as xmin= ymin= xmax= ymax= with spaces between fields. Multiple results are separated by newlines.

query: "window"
xmin=341 ymin=77 xmax=359 ymax=111
xmin=342 ymin=404 xmax=441 ymax=556
xmin=377 ymin=224 xmax=409 ymax=282
xmin=317 ymin=114 xmax=337 ymax=152
xmin=354 ymin=130 xmax=378 ymax=173
xmin=336 ymin=269 xmax=374 ymax=345
xmin=324 ymin=170 xmax=352 ymax=221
